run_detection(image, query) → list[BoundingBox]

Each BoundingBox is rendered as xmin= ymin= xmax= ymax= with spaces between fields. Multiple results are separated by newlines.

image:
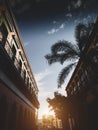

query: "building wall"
xmin=0 ymin=1 xmax=39 ymax=130
xmin=65 ymin=18 xmax=98 ymax=130
xmin=0 ymin=6 xmax=38 ymax=97
xmin=0 ymin=82 xmax=37 ymax=130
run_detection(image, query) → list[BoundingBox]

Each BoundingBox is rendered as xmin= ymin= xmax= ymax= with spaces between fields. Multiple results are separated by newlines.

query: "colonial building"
xmin=0 ymin=1 xmax=39 ymax=130
xmin=66 ymin=18 xmax=98 ymax=130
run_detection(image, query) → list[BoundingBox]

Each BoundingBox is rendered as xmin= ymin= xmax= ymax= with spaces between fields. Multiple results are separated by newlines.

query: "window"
xmin=74 ymin=86 xmax=77 ymax=92
xmin=29 ymin=82 xmax=31 ymax=87
xmin=77 ymin=81 xmax=80 ymax=87
xmin=71 ymin=90 xmax=73 ymax=95
xmin=12 ymin=45 xmax=16 ymax=62
xmin=84 ymin=70 xmax=89 ymax=81
xmin=27 ymin=77 xmax=29 ymax=87
xmin=0 ymin=23 xmax=8 ymax=46
xmin=93 ymin=56 xmax=98 ymax=63
xmin=23 ymin=70 xmax=26 ymax=81
xmin=18 ymin=60 xmax=22 ymax=74
xmin=0 ymin=32 xmax=3 ymax=42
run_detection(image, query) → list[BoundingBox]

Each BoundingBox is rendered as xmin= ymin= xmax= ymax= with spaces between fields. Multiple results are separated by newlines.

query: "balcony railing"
xmin=3 ymin=40 xmax=38 ymax=98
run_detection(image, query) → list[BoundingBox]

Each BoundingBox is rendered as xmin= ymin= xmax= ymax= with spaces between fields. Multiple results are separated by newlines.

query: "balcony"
xmin=0 ymin=40 xmax=39 ymax=109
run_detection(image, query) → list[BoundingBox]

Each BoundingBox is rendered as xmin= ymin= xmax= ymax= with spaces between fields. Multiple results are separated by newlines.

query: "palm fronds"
xmin=51 ymin=40 xmax=80 ymax=55
xmin=45 ymin=21 xmax=94 ymax=88
xmin=45 ymin=40 xmax=80 ymax=65
xmin=58 ymin=62 xmax=77 ymax=88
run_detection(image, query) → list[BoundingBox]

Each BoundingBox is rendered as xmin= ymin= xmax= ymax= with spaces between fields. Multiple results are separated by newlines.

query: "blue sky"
xmin=20 ymin=21 xmax=75 ymax=118
xmin=11 ymin=0 xmax=98 ymax=118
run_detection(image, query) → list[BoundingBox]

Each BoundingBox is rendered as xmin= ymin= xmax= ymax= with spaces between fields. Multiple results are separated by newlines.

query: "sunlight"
xmin=38 ymin=102 xmax=55 ymax=119
xmin=43 ymin=109 xmax=49 ymax=116
xmin=42 ymin=109 xmax=55 ymax=117
xmin=38 ymin=106 xmax=55 ymax=119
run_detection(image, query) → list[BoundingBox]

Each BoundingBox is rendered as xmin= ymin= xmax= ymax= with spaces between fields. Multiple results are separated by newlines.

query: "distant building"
xmin=41 ymin=115 xmax=62 ymax=129
xmin=0 ymin=1 xmax=39 ymax=130
xmin=66 ymin=18 xmax=98 ymax=130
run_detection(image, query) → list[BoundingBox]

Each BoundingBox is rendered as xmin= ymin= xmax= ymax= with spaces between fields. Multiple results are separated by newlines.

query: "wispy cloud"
xmin=72 ymin=0 xmax=82 ymax=9
xmin=48 ymin=28 xmax=59 ymax=34
xmin=34 ymin=69 xmax=52 ymax=86
xmin=53 ymin=21 xmax=58 ymax=24
xmin=24 ymin=42 xmax=30 ymax=47
xmin=48 ymin=23 xmax=65 ymax=34
xmin=34 ymin=69 xmax=53 ymax=99
xmin=59 ymin=23 xmax=65 ymax=29
xmin=74 ymin=15 xmax=94 ymax=25
xmin=66 ymin=13 xmax=72 ymax=18
xmin=82 ymin=15 xmax=93 ymax=23
xmin=67 ymin=5 xmax=71 ymax=11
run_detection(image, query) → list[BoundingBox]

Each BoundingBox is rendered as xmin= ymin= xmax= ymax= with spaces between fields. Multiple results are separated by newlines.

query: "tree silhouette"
xmin=45 ymin=22 xmax=94 ymax=88
xmin=47 ymin=92 xmax=71 ymax=129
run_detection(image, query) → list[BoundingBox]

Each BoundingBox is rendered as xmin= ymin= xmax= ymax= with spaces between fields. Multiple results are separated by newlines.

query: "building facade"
xmin=66 ymin=18 xmax=98 ymax=130
xmin=0 ymin=1 xmax=39 ymax=130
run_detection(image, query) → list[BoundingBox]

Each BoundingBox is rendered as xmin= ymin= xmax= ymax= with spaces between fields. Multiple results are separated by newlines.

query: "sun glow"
xmin=43 ymin=110 xmax=55 ymax=117
xmin=43 ymin=110 xmax=49 ymax=116
xmin=38 ymin=106 xmax=55 ymax=119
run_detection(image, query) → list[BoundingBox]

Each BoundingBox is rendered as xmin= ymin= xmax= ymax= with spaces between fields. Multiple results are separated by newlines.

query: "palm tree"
xmin=45 ymin=22 xmax=94 ymax=88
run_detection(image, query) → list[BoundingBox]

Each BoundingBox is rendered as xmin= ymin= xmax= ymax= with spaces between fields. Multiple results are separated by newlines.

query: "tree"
xmin=47 ymin=92 xmax=70 ymax=130
xmin=45 ymin=22 xmax=94 ymax=88
xmin=47 ymin=92 xmax=84 ymax=130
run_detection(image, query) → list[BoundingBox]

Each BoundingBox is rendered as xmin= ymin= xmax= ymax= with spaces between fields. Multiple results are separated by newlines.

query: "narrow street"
xmin=38 ymin=127 xmax=63 ymax=130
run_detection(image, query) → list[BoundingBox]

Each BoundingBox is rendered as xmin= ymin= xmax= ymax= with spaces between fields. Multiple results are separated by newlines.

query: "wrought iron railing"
xmin=3 ymin=40 xmax=38 ymax=98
